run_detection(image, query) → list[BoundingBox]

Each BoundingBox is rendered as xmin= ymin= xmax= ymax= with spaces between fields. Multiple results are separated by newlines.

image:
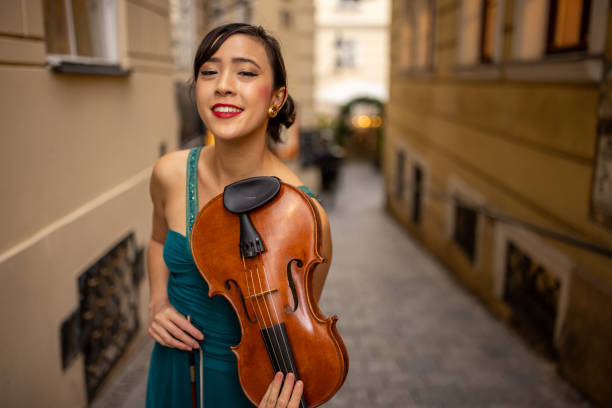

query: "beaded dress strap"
xmin=186 ymin=146 xmax=203 ymax=238
xmin=297 ymin=185 xmax=319 ymax=202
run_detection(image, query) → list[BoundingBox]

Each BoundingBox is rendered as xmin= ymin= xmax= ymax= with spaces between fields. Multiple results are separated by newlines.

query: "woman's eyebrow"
xmin=207 ymin=57 xmax=262 ymax=70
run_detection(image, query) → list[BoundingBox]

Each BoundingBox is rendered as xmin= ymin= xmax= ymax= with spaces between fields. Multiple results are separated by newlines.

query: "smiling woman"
xmin=144 ymin=24 xmax=331 ymax=408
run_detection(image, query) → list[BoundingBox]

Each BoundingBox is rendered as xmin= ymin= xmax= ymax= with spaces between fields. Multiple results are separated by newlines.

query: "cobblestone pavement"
xmin=93 ymin=162 xmax=592 ymax=408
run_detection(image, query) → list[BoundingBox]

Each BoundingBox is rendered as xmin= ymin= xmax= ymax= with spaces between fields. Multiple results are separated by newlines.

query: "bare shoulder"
xmin=150 ymin=149 xmax=190 ymax=200
xmin=270 ymin=156 xmax=304 ymax=187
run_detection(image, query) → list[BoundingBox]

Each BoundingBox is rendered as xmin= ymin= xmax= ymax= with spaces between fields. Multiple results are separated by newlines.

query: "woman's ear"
xmin=272 ymin=86 xmax=287 ymax=109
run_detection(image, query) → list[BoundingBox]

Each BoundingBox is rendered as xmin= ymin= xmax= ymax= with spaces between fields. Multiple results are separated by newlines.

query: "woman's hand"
xmin=148 ymin=300 xmax=204 ymax=351
xmin=259 ymin=372 xmax=304 ymax=408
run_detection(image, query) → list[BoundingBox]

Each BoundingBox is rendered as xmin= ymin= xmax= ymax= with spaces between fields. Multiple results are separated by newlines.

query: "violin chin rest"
xmin=223 ymin=176 xmax=281 ymax=214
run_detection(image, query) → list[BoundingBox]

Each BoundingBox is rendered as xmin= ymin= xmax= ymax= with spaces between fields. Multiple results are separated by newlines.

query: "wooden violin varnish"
xmin=191 ymin=176 xmax=348 ymax=408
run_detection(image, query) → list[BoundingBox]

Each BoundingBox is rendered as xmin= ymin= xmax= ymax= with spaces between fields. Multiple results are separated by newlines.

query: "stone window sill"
xmin=503 ymin=54 xmax=603 ymax=82
xmin=47 ymin=57 xmax=131 ymax=77
xmin=395 ymin=67 xmax=435 ymax=80
xmin=451 ymin=54 xmax=603 ymax=83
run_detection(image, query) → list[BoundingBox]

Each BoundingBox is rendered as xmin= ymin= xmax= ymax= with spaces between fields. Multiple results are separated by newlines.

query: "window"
xmin=504 ymin=242 xmax=560 ymax=358
xmin=480 ymin=0 xmax=499 ymax=62
xmin=43 ymin=0 xmax=120 ymax=65
xmin=280 ymin=9 xmax=292 ymax=28
xmin=546 ymin=0 xmax=591 ymax=53
xmin=339 ymin=0 xmax=360 ymax=8
xmin=398 ymin=0 xmax=435 ymax=71
xmin=513 ymin=0 xmax=608 ymax=60
xmin=335 ymin=36 xmax=357 ymax=69
xmin=395 ymin=150 xmax=406 ymax=200
xmin=412 ymin=164 xmax=423 ymax=225
xmin=457 ymin=0 xmax=503 ymax=65
xmin=453 ymin=202 xmax=478 ymax=263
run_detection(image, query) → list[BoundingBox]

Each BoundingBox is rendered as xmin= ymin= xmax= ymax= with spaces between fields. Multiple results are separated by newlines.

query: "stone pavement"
xmin=92 ymin=162 xmax=592 ymax=408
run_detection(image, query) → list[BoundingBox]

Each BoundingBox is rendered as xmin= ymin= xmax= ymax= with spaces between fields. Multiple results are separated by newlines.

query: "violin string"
xmin=253 ymin=258 xmax=290 ymax=375
xmin=243 ymin=260 xmax=280 ymax=373
xmin=259 ymin=256 xmax=298 ymax=377
xmin=243 ymin=256 xmax=284 ymax=374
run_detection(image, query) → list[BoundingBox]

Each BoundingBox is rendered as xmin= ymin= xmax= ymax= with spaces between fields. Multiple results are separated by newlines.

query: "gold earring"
xmin=268 ymin=105 xmax=278 ymax=118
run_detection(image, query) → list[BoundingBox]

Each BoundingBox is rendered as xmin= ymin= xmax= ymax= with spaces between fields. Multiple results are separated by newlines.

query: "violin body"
xmin=190 ymin=179 xmax=348 ymax=407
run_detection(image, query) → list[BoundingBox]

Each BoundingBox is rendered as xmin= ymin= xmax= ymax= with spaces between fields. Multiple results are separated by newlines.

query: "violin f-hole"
xmin=225 ymin=279 xmax=258 ymax=324
xmin=285 ymin=259 xmax=302 ymax=313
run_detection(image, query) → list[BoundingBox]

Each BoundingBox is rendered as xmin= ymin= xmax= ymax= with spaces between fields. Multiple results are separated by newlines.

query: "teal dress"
xmin=146 ymin=146 xmax=317 ymax=407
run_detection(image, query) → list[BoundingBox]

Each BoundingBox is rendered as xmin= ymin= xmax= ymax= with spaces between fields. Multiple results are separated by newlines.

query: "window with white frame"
xmin=43 ymin=0 xmax=120 ymax=65
xmin=513 ymin=0 xmax=608 ymax=60
xmin=398 ymin=0 xmax=435 ymax=72
xmin=446 ymin=176 xmax=486 ymax=268
xmin=335 ymin=36 xmax=357 ymax=69
xmin=457 ymin=0 xmax=504 ymax=66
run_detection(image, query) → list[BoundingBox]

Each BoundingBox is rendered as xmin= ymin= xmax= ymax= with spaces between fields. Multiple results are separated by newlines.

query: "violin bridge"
xmin=246 ymin=288 xmax=278 ymax=299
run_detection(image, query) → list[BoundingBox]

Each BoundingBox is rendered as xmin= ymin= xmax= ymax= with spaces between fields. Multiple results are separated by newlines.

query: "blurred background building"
xmin=3 ymin=0 xmax=612 ymax=407
xmin=314 ymin=0 xmax=389 ymax=116
xmin=384 ymin=0 xmax=612 ymax=406
xmin=0 ymin=0 xmax=314 ymax=406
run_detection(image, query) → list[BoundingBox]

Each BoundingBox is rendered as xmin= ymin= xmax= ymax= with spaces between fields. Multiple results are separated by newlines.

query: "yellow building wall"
xmin=385 ymin=0 xmax=612 ymax=405
xmin=0 ymin=0 xmax=177 ymax=405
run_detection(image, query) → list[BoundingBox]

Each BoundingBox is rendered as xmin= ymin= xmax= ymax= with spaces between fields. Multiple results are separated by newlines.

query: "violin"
xmin=190 ymin=177 xmax=348 ymax=407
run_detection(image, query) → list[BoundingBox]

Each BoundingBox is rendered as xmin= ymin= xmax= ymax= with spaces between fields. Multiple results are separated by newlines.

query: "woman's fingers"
xmin=149 ymin=303 xmax=202 ymax=350
xmin=258 ymin=372 xmax=304 ymax=408
xmin=164 ymin=319 xmax=200 ymax=349
xmin=173 ymin=312 xmax=204 ymax=341
xmin=151 ymin=321 xmax=192 ymax=350
xmin=259 ymin=372 xmax=283 ymax=408
xmin=276 ymin=372 xmax=295 ymax=408
xmin=287 ymin=380 xmax=303 ymax=408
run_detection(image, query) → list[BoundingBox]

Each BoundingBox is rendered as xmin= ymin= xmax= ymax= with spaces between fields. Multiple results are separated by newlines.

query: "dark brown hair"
xmin=192 ymin=23 xmax=296 ymax=143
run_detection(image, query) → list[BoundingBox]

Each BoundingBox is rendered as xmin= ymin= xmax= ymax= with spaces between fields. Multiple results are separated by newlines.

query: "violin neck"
xmin=260 ymin=323 xmax=308 ymax=408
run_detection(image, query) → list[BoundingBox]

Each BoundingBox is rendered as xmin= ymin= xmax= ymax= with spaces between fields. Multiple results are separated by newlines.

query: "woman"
xmin=145 ymin=23 xmax=332 ymax=408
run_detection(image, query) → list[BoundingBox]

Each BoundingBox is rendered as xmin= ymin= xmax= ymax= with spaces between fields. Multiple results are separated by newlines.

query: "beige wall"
xmin=385 ymin=0 xmax=612 ymax=406
xmin=0 ymin=0 xmax=177 ymax=405
xmin=254 ymin=0 xmax=316 ymax=129
xmin=314 ymin=0 xmax=390 ymax=115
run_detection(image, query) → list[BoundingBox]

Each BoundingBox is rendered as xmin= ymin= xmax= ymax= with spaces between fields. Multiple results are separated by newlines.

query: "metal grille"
xmin=503 ymin=241 xmax=560 ymax=359
xmin=78 ymin=233 xmax=143 ymax=399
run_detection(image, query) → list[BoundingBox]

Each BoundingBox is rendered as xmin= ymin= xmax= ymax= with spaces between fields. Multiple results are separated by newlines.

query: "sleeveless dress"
xmin=146 ymin=146 xmax=317 ymax=408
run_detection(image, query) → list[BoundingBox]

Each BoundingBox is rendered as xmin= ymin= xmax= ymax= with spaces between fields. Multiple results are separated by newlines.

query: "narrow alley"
xmin=93 ymin=163 xmax=591 ymax=408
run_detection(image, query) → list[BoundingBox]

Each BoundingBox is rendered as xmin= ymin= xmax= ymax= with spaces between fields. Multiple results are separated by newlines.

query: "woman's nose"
xmin=216 ymin=71 xmax=234 ymax=95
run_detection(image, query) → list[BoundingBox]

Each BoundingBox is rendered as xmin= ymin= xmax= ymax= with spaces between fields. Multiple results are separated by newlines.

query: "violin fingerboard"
xmin=260 ymin=323 xmax=308 ymax=408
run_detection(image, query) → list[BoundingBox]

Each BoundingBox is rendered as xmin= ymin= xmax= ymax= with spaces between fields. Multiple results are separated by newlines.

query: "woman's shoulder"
xmin=269 ymin=154 xmax=304 ymax=187
xmin=150 ymin=149 xmax=191 ymax=192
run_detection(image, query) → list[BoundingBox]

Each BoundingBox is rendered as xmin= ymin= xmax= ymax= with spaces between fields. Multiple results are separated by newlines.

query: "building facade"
xmin=385 ymin=0 xmax=612 ymax=406
xmin=314 ymin=0 xmax=390 ymax=116
xmin=0 ymin=0 xmax=175 ymax=406
xmin=0 ymin=0 xmax=315 ymax=406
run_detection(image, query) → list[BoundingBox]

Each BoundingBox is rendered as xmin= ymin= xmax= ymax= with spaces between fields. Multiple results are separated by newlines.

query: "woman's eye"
xmin=200 ymin=70 xmax=216 ymax=76
xmin=239 ymin=71 xmax=257 ymax=77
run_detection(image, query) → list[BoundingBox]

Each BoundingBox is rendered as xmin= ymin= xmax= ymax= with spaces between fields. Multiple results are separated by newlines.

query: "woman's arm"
xmin=311 ymin=200 xmax=332 ymax=302
xmin=147 ymin=158 xmax=203 ymax=350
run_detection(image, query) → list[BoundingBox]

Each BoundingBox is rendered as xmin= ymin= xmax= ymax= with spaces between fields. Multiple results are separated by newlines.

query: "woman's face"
xmin=195 ymin=34 xmax=284 ymax=142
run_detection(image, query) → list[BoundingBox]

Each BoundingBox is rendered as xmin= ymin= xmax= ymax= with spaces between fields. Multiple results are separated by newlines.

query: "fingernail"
xmin=193 ymin=343 xmax=200 ymax=349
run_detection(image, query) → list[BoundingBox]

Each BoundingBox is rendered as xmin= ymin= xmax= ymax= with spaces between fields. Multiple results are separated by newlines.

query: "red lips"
xmin=211 ymin=103 xmax=243 ymax=118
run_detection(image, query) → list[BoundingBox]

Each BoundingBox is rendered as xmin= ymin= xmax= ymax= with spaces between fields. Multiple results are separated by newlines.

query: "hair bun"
xmin=278 ymin=94 xmax=296 ymax=128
